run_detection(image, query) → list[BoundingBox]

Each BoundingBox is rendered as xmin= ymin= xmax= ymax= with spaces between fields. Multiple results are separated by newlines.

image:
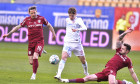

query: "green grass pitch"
xmin=0 ymin=42 xmax=140 ymax=84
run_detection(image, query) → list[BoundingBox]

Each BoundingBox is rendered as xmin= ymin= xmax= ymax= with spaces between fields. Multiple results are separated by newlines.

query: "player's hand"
xmin=52 ymin=35 xmax=56 ymax=40
xmin=3 ymin=34 xmax=9 ymax=39
xmin=72 ymin=29 xmax=78 ymax=32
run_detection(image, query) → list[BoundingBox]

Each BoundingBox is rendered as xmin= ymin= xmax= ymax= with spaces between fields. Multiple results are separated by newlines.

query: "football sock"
xmin=69 ymin=78 xmax=85 ymax=83
xmin=57 ymin=59 xmax=66 ymax=76
xmin=33 ymin=59 xmax=39 ymax=74
xmin=117 ymin=80 xmax=126 ymax=84
xmin=82 ymin=61 xmax=88 ymax=74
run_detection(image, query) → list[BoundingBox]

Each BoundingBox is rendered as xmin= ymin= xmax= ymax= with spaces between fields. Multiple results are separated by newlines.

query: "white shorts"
xmin=62 ymin=42 xmax=85 ymax=57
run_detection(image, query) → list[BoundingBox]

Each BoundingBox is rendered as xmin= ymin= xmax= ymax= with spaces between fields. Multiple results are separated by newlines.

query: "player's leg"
xmin=61 ymin=74 xmax=97 ymax=83
xmin=108 ymin=74 xmax=116 ymax=84
xmin=55 ymin=43 xmax=72 ymax=79
xmin=30 ymin=42 xmax=44 ymax=80
xmin=28 ymin=56 xmax=33 ymax=65
xmin=108 ymin=74 xmax=133 ymax=84
xmin=30 ymin=52 xmax=39 ymax=80
xmin=74 ymin=44 xmax=89 ymax=76
xmin=54 ymin=51 xmax=69 ymax=79
xmin=116 ymin=79 xmax=133 ymax=84
xmin=78 ymin=56 xmax=89 ymax=76
xmin=28 ymin=45 xmax=34 ymax=65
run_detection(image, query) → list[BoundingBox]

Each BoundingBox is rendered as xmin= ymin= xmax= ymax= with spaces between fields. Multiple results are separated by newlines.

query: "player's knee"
xmin=109 ymin=81 xmax=116 ymax=84
xmin=84 ymin=75 xmax=91 ymax=81
xmin=61 ymin=54 xmax=68 ymax=61
xmin=61 ymin=57 xmax=67 ymax=61
xmin=33 ymin=52 xmax=39 ymax=59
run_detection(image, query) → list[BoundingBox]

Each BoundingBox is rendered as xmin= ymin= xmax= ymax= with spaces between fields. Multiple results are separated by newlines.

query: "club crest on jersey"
xmin=38 ymin=20 xmax=41 ymax=23
xmin=29 ymin=51 xmax=31 ymax=55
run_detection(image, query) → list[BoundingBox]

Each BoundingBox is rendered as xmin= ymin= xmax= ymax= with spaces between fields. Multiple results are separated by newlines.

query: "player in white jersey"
xmin=54 ymin=7 xmax=89 ymax=80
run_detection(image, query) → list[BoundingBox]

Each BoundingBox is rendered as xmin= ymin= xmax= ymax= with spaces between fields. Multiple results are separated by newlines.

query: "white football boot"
xmin=30 ymin=73 xmax=36 ymax=80
xmin=54 ymin=74 xmax=61 ymax=80
xmin=123 ymin=79 xmax=133 ymax=84
xmin=84 ymin=72 xmax=89 ymax=76
xmin=42 ymin=49 xmax=47 ymax=54
xmin=61 ymin=79 xmax=69 ymax=83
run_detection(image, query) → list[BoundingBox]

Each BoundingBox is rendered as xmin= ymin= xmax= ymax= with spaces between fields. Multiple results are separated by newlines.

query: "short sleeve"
xmin=20 ymin=18 xmax=27 ymax=27
xmin=43 ymin=17 xmax=48 ymax=25
xmin=128 ymin=58 xmax=133 ymax=69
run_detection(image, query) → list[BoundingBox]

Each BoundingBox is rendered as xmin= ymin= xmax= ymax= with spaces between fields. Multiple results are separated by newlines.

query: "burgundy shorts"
xmin=95 ymin=67 xmax=116 ymax=82
xmin=28 ymin=41 xmax=44 ymax=56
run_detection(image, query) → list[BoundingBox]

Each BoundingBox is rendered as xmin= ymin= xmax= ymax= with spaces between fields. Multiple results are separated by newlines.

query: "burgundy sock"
xmin=117 ymin=80 xmax=126 ymax=84
xmin=33 ymin=59 xmax=39 ymax=73
xmin=69 ymin=78 xmax=84 ymax=83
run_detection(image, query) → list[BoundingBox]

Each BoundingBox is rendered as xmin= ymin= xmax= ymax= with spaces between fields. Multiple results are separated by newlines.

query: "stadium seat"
xmin=91 ymin=0 xmax=98 ymax=6
xmin=78 ymin=0 xmax=85 ymax=6
xmin=124 ymin=2 xmax=131 ymax=7
xmin=131 ymin=3 xmax=138 ymax=8
xmin=85 ymin=0 xmax=91 ymax=6
xmin=104 ymin=2 xmax=110 ymax=7
xmin=105 ymin=0 xmax=111 ymax=7
xmin=111 ymin=1 xmax=117 ymax=7
xmin=138 ymin=3 xmax=140 ymax=7
xmin=97 ymin=0 xmax=104 ymax=7
xmin=118 ymin=2 xmax=124 ymax=7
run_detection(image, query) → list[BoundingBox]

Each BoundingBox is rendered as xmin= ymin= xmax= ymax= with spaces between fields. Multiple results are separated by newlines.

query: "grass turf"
xmin=0 ymin=42 xmax=140 ymax=84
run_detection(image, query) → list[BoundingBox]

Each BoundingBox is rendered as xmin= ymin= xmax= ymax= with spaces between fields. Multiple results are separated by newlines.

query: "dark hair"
xmin=124 ymin=43 xmax=131 ymax=51
xmin=68 ymin=7 xmax=77 ymax=14
xmin=28 ymin=6 xmax=36 ymax=13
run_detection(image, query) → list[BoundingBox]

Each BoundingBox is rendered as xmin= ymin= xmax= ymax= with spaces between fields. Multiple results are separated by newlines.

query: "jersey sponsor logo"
xmin=28 ymin=24 xmax=42 ymax=27
xmin=28 ymin=51 xmax=31 ymax=55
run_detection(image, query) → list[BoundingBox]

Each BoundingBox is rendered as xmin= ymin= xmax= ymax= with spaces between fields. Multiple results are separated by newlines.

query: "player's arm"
xmin=116 ymin=29 xmax=133 ymax=48
xmin=47 ymin=22 xmax=56 ymax=40
xmin=3 ymin=25 xmax=22 ymax=38
xmin=72 ymin=18 xmax=87 ymax=32
xmin=129 ymin=68 xmax=140 ymax=84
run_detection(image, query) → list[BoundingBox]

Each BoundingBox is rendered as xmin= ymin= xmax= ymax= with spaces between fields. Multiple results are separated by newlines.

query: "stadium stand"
xmin=0 ymin=0 xmax=78 ymax=5
xmin=0 ymin=0 xmax=139 ymax=7
xmin=78 ymin=0 xmax=140 ymax=7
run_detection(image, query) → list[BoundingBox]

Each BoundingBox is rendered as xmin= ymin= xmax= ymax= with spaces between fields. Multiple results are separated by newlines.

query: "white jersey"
xmin=64 ymin=17 xmax=87 ymax=43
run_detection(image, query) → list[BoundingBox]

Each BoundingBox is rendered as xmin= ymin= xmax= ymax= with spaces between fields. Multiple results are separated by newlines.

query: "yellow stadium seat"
xmin=78 ymin=0 xmax=85 ymax=6
xmin=84 ymin=0 xmax=91 ymax=6
xmin=111 ymin=1 xmax=117 ymax=7
xmin=118 ymin=2 xmax=124 ymax=7
xmin=138 ymin=3 xmax=140 ymax=7
xmin=91 ymin=0 xmax=98 ymax=6
xmin=104 ymin=2 xmax=110 ymax=7
xmin=131 ymin=3 xmax=138 ymax=8
xmin=91 ymin=1 xmax=97 ymax=6
xmin=97 ymin=1 xmax=104 ymax=6
xmin=124 ymin=2 xmax=131 ymax=7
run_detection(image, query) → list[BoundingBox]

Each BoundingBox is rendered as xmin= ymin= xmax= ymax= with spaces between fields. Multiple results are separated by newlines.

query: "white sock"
xmin=57 ymin=59 xmax=66 ymax=76
xmin=82 ymin=61 xmax=88 ymax=74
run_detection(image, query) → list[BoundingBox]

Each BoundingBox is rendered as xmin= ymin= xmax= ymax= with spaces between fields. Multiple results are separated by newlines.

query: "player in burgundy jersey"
xmin=60 ymin=29 xmax=140 ymax=84
xmin=3 ymin=6 xmax=56 ymax=80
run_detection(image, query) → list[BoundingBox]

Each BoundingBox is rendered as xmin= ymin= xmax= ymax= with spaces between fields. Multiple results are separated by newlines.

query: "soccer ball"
xmin=49 ymin=55 xmax=59 ymax=64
